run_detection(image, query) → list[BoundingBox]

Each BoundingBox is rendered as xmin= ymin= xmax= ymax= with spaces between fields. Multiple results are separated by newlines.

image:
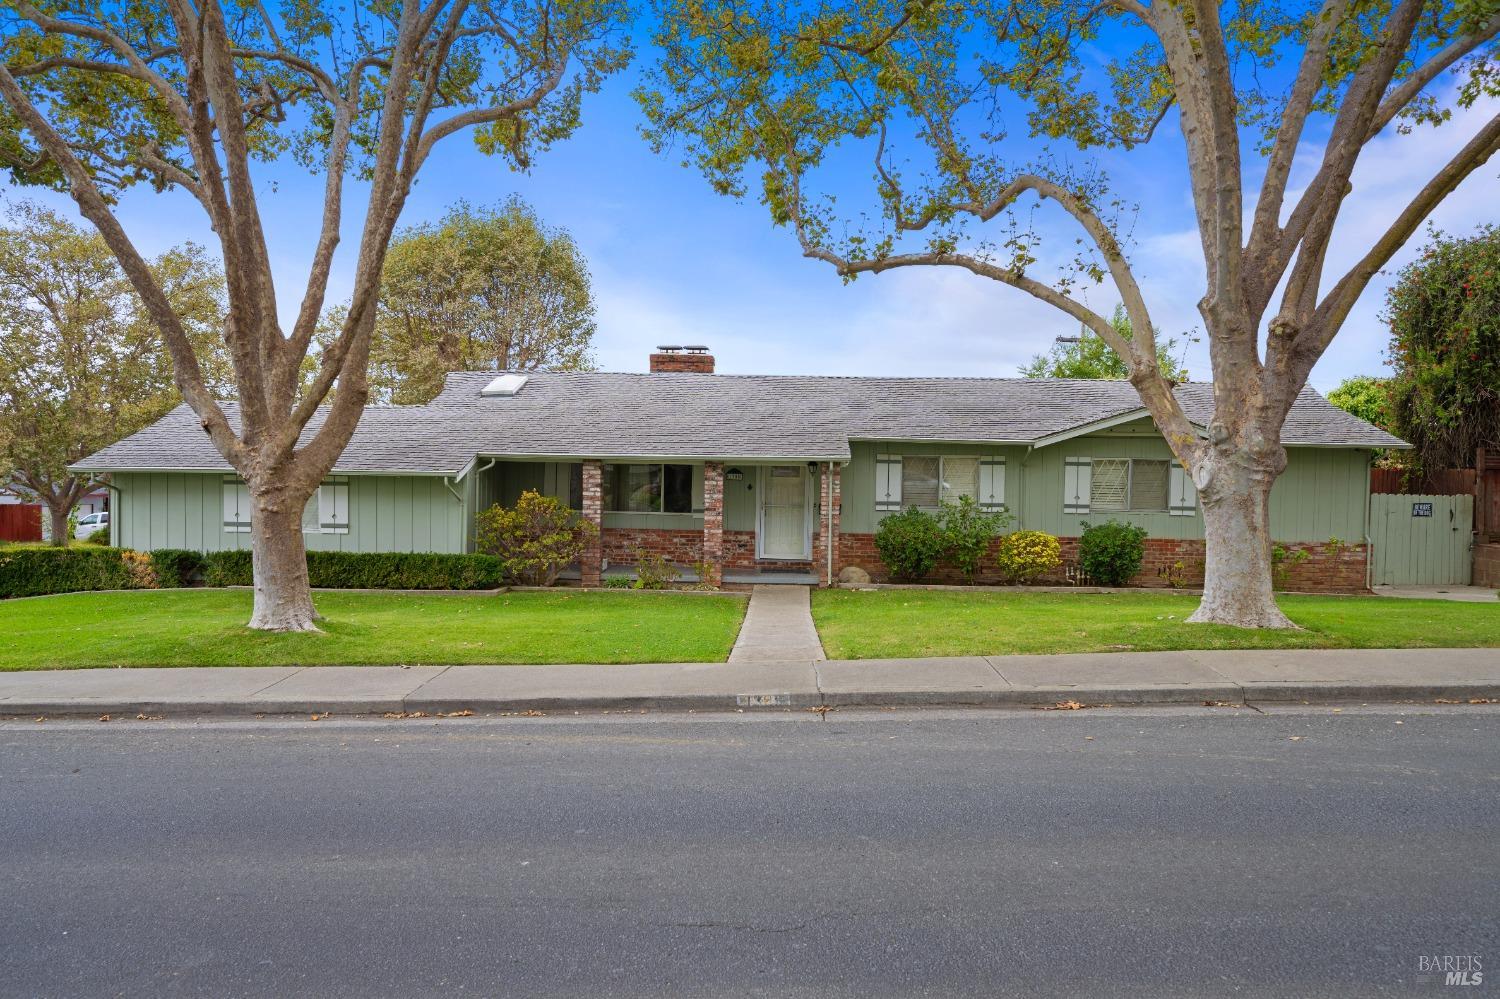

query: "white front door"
xmin=759 ymin=465 xmax=809 ymax=559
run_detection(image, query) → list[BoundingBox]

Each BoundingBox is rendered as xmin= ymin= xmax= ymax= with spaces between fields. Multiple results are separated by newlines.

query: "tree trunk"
xmin=1187 ymin=450 xmax=1298 ymax=629
xmin=247 ymin=494 xmax=321 ymax=632
xmin=46 ymin=504 xmax=70 ymax=547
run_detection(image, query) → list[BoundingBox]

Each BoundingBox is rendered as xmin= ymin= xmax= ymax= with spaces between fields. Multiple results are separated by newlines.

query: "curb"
xmin=5 ymin=681 xmax=1496 ymax=719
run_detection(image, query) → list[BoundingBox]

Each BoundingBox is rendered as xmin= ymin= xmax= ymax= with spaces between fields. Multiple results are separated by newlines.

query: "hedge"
xmin=203 ymin=549 xmax=506 ymax=590
xmin=0 ymin=546 xmax=147 ymax=598
xmin=150 ymin=549 xmax=206 ymax=588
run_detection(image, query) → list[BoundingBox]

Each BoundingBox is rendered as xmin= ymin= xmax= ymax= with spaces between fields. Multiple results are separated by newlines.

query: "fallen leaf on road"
xmin=134 ymin=714 xmax=163 ymax=721
xmin=98 ymin=714 xmax=111 ymax=723
xmin=807 ymin=705 xmax=833 ymax=715
xmin=1289 ymin=736 xmax=1303 ymax=741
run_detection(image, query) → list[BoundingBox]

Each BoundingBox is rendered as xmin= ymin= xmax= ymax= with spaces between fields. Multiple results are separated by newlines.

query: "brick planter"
xmin=837 ymin=533 xmax=1369 ymax=593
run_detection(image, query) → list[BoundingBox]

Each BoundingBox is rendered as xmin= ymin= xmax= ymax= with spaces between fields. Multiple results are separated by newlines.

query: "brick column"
xmin=814 ymin=462 xmax=842 ymax=586
xmin=580 ymin=459 xmax=604 ymax=587
xmin=702 ymin=462 xmax=724 ymax=588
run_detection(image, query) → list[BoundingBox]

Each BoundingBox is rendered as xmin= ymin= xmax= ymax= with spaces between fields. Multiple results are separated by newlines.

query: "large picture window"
xmin=605 ymin=463 xmax=694 ymax=513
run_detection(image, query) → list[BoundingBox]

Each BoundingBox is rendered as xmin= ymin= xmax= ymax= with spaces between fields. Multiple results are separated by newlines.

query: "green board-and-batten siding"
xmin=110 ymin=472 xmax=465 ymax=554
xmin=840 ymin=428 xmax=1372 ymax=543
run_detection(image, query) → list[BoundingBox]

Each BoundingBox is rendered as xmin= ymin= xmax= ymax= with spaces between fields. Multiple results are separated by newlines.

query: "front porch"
xmin=471 ymin=455 xmax=841 ymax=587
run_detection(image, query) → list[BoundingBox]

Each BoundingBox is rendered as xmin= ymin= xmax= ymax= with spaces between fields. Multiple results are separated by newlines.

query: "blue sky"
xmin=4 ymin=55 xmax=1496 ymax=393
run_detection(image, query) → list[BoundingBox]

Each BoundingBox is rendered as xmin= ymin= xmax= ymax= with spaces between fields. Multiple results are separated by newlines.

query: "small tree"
xmin=1021 ymin=306 xmax=1188 ymax=381
xmin=0 ymin=0 xmax=629 ymax=629
xmin=1326 ymin=376 xmax=1394 ymax=432
xmin=935 ymin=496 xmax=1012 ymax=582
xmin=0 ymin=203 xmax=227 ymax=545
xmin=371 ymin=198 xmax=598 ymax=404
xmin=475 ymin=490 xmax=597 ymax=587
xmin=1385 ymin=226 xmax=1500 ymax=474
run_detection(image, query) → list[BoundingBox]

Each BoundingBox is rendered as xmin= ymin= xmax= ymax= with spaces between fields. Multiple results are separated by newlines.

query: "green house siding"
xmin=842 ymin=435 xmax=1372 ymax=543
xmin=111 ymin=472 xmax=465 ymax=554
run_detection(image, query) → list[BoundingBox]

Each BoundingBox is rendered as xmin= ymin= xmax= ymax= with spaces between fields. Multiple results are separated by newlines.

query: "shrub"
xmin=203 ymin=549 xmax=505 ymax=590
xmin=0 ymin=546 xmax=148 ymax=598
xmin=633 ymin=549 xmax=681 ymax=589
xmin=474 ymin=490 xmax=597 ymax=586
xmin=936 ymin=496 xmax=1013 ymax=581
xmin=150 ymin=549 xmax=206 ymax=588
xmin=1077 ymin=521 xmax=1147 ymax=587
xmin=994 ymin=530 xmax=1062 ymax=584
xmin=203 ymin=550 xmax=252 ymax=587
xmin=85 ymin=527 xmax=111 ymax=545
xmin=873 ymin=507 xmax=946 ymax=581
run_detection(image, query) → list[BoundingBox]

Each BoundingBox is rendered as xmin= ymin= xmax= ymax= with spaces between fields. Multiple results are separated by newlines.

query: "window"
xmin=604 ymin=463 xmax=694 ymax=513
xmin=876 ymin=455 xmax=1005 ymax=512
xmin=222 ymin=478 xmax=251 ymax=533
xmin=1084 ymin=458 xmax=1170 ymax=513
xmin=567 ymin=463 xmax=583 ymax=511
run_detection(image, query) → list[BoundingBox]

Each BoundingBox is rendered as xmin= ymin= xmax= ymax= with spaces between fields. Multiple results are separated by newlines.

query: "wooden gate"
xmin=1370 ymin=494 xmax=1474 ymax=586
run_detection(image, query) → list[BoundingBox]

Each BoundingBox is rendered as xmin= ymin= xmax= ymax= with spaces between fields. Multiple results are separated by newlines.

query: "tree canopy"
xmin=640 ymin=0 xmax=1500 ymax=628
xmin=1021 ymin=305 xmax=1188 ymax=380
xmin=0 ymin=0 xmax=629 ymax=625
xmin=372 ymin=198 xmax=596 ymax=404
xmin=0 ymin=202 xmax=227 ymax=542
xmin=1385 ymin=225 xmax=1500 ymax=472
xmin=1326 ymin=375 xmax=1394 ymax=431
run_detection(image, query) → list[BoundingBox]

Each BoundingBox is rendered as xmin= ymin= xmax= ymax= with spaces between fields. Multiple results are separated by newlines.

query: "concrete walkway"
xmin=2 ymin=648 xmax=1497 ymax=718
xmin=728 ymin=585 xmax=825 ymax=663
xmin=1373 ymin=584 xmax=1498 ymax=603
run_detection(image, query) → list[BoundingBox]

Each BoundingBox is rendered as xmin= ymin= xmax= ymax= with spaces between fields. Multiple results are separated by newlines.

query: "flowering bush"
xmin=994 ymin=530 xmax=1062 ymax=584
xmin=1385 ymin=225 xmax=1500 ymax=473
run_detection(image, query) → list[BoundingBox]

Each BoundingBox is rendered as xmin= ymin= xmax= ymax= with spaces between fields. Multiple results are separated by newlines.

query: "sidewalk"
xmin=1 ymin=648 xmax=1496 ymax=717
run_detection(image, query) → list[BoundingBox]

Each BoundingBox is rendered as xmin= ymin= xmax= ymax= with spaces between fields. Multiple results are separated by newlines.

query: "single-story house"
xmin=71 ymin=347 xmax=1405 ymax=591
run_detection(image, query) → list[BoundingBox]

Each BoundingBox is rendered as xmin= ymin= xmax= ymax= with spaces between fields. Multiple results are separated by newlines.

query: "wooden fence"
xmin=1371 ymin=448 xmax=1500 ymax=541
xmin=0 ymin=504 xmax=42 ymax=543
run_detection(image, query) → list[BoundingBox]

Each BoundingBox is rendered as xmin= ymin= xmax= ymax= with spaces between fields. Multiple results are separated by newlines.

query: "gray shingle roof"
xmin=73 ymin=371 xmax=1407 ymax=475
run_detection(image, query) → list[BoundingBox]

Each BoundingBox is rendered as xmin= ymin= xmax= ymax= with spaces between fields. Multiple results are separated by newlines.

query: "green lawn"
xmin=0 ymin=589 xmax=748 ymax=669
xmin=812 ymin=589 xmax=1500 ymax=659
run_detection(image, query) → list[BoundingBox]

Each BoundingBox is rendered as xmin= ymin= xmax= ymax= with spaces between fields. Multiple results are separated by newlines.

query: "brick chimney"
xmin=649 ymin=345 xmax=715 ymax=373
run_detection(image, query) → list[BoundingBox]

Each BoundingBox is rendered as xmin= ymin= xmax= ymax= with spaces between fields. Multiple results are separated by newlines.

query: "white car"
xmin=75 ymin=511 xmax=110 ymax=540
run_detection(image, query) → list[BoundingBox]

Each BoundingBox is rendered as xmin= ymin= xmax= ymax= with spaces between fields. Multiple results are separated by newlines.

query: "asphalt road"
xmin=2 ymin=706 xmax=1496 ymax=998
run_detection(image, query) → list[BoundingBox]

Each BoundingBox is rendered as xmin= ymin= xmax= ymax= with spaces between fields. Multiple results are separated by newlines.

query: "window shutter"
xmin=1169 ymin=463 xmax=1197 ymax=516
xmin=1063 ymin=458 xmax=1091 ymax=514
xmin=978 ymin=457 xmax=1006 ymax=509
xmin=875 ymin=454 xmax=902 ymax=511
xmin=319 ymin=480 xmax=350 ymax=533
xmin=222 ymin=478 xmax=251 ymax=533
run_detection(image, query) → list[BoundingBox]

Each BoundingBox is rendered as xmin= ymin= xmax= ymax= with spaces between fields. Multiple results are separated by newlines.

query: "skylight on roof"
xmin=480 ymin=373 xmax=529 ymax=397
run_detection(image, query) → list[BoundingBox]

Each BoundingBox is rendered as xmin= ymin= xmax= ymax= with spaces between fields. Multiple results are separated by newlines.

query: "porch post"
xmin=702 ymin=461 xmax=724 ymax=588
xmin=581 ymin=459 xmax=604 ymax=587
xmin=815 ymin=462 xmax=842 ymax=586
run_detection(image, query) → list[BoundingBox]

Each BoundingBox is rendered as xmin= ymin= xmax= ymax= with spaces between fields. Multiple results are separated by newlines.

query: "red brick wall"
xmin=648 ymin=352 xmax=715 ymax=373
xmin=602 ymin=527 xmax=707 ymax=568
xmin=702 ymin=462 xmax=724 ymax=586
xmin=1475 ymin=543 xmax=1500 ymax=588
xmin=837 ymin=533 xmax=1369 ymax=592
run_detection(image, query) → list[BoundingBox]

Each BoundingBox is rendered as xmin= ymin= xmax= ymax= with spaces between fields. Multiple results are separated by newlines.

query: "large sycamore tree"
xmin=0 ymin=0 xmax=629 ymax=629
xmin=0 ymin=202 xmax=228 ymax=545
xmin=642 ymin=0 xmax=1500 ymax=627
